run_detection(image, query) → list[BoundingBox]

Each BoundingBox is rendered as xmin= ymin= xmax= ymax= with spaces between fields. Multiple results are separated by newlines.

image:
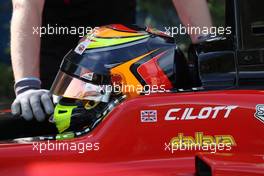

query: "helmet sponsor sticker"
xmin=81 ymin=72 xmax=94 ymax=81
xmin=141 ymin=110 xmax=157 ymax=122
xmin=165 ymin=105 xmax=238 ymax=121
xmin=255 ymin=104 xmax=264 ymax=123
xmin=74 ymin=40 xmax=91 ymax=55
xmin=74 ymin=34 xmax=95 ymax=55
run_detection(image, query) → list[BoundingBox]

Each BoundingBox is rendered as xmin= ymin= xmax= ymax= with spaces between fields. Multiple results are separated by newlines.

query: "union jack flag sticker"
xmin=140 ymin=110 xmax=157 ymax=122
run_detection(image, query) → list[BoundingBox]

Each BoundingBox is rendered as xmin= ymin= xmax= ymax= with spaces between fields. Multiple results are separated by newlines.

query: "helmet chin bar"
xmin=12 ymin=95 xmax=126 ymax=143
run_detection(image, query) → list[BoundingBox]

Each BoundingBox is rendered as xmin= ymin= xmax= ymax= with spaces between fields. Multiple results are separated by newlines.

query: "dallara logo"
xmin=255 ymin=104 xmax=264 ymax=123
xmin=170 ymin=132 xmax=236 ymax=146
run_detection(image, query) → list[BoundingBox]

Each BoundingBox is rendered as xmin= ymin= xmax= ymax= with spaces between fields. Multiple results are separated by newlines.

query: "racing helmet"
xmin=49 ymin=24 xmax=189 ymax=135
xmin=50 ymin=24 xmax=189 ymax=102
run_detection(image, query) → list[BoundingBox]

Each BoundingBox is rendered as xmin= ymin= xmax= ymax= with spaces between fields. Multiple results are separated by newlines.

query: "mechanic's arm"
xmin=172 ymin=0 xmax=212 ymax=43
xmin=11 ymin=0 xmax=43 ymax=80
xmin=11 ymin=0 xmax=54 ymax=121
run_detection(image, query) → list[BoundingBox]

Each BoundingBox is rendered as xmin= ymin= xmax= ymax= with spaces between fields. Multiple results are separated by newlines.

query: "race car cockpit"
xmin=0 ymin=24 xmax=191 ymax=141
xmin=0 ymin=0 xmax=263 ymax=143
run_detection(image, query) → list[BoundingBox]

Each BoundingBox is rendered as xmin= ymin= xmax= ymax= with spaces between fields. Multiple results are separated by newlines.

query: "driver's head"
xmin=50 ymin=24 xmax=190 ymax=134
xmin=51 ymin=24 xmax=186 ymax=103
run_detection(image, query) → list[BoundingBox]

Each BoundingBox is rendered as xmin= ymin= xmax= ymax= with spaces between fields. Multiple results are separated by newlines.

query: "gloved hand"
xmin=11 ymin=78 xmax=54 ymax=122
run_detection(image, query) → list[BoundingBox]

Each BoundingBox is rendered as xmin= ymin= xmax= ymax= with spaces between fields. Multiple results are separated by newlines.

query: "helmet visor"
xmin=61 ymin=50 xmax=106 ymax=85
xmin=50 ymin=70 xmax=110 ymax=102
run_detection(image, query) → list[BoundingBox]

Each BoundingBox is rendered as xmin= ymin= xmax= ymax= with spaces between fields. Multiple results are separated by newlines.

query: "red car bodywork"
xmin=0 ymin=90 xmax=263 ymax=175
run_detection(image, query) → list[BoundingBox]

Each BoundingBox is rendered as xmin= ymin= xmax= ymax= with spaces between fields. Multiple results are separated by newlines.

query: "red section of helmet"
xmin=111 ymin=74 xmax=123 ymax=85
xmin=108 ymin=24 xmax=137 ymax=33
xmin=137 ymin=51 xmax=173 ymax=90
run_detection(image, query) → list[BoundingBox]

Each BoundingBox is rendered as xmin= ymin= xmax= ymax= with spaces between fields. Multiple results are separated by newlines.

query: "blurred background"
xmin=0 ymin=0 xmax=225 ymax=103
